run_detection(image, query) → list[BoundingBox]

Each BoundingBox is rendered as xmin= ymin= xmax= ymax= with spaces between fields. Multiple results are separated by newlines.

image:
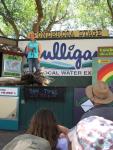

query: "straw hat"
xmin=85 ymin=80 xmax=113 ymax=104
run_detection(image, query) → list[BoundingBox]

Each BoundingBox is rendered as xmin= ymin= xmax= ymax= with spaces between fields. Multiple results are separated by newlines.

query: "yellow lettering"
xmin=97 ymin=30 xmax=102 ymax=36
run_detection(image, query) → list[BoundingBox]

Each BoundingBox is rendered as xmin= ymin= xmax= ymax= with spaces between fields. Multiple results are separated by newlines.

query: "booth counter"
xmin=0 ymin=49 xmax=23 ymax=130
xmin=0 ymin=87 xmax=20 ymax=130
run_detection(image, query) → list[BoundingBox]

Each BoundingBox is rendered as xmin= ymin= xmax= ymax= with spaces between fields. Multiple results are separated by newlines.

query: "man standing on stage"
xmin=26 ymin=32 xmax=43 ymax=73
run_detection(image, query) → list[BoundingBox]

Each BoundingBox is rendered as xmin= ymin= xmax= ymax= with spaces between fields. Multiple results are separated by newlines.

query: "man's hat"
xmin=85 ymin=80 xmax=113 ymax=104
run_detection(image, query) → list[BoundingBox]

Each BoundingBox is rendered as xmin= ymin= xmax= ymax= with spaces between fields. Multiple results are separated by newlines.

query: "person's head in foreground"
xmin=27 ymin=108 xmax=60 ymax=150
xmin=68 ymin=116 xmax=113 ymax=150
xmin=2 ymin=134 xmax=51 ymax=150
xmin=85 ymin=80 xmax=113 ymax=105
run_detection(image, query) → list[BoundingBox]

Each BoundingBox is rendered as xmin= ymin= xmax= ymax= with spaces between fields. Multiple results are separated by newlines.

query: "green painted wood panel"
xmin=19 ymin=87 xmax=74 ymax=129
xmin=49 ymin=76 xmax=92 ymax=87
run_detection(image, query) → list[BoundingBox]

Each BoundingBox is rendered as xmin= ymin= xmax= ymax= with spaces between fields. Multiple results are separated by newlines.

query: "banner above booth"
xmin=36 ymin=30 xmax=109 ymax=39
xmin=19 ymin=36 xmax=113 ymax=87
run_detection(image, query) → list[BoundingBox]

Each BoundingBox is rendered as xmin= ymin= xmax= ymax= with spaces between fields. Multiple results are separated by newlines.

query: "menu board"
xmin=23 ymin=86 xmax=65 ymax=101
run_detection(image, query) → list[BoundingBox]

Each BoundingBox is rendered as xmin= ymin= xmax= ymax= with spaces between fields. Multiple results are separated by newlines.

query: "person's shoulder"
xmin=80 ymin=109 xmax=93 ymax=120
xmin=92 ymin=104 xmax=113 ymax=111
xmin=34 ymin=40 xmax=40 ymax=46
xmin=2 ymin=134 xmax=51 ymax=150
xmin=35 ymin=40 xmax=38 ymax=42
xmin=80 ymin=105 xmax=112 ymax=120
xmin=35 ymin=40 xmax=41 ymax=45
xmin=27 ymin=41 xmax=32 ymax=45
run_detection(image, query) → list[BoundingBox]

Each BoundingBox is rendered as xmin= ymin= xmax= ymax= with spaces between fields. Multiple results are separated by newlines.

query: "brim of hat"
xmin=85 ymin=85 xmax=113 ymax=104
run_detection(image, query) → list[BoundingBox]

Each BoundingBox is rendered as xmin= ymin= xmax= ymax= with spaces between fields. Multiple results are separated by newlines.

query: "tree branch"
xmin=0 ymin=12 xmax=19 ymax=39
xmin=107 ymin=0 xmax=113 ymax=22
xmin=19 ymin=34 xmax=28 ymax=39
xmin=33 ymin=0 xmax=44 ymax=32
xmin=45 ymin=11 xmax=67 ymax=31
xmin=45 ymin=0 xmax=68 ymax=31
xmin=0 ymin=0 xmax=19 ymax=39
xmin=1 ymin=0 xmax=14 ymax=20
xmin=52 ymin=0 xmax=61 ymax=21
xmin=0 ymin=28 xmax=6 ymax=36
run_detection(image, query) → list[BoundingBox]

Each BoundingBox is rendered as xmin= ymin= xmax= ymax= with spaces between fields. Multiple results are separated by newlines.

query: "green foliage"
xmin=41 ymin=0 xmax=71 ymax=31
xmin=0 ymin=0 xmax=36 ymax=37
xmin=74 ymin=0 xmax=112 ymax=29
xmin=0 ymin=0 xmax=113 ymax=38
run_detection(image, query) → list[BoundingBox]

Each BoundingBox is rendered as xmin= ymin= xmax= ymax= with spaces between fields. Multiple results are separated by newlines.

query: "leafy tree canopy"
xmin=0 ymin=0 xmax=113 ymax=39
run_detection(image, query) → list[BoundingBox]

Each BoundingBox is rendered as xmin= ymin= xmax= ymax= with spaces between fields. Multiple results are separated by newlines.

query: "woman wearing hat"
xmin=68 ymin=116 xmax=113 ymax=150
xmin=81 ymin=80 xmax=113 ymax=121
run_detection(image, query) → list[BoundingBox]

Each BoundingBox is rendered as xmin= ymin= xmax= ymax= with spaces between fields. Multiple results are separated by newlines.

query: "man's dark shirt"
xmin=80 ymin=104 xmax=113 ymax=121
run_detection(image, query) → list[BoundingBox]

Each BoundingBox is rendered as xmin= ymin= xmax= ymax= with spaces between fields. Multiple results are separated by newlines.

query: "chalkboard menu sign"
xmin=23 ymin=87 xmax=65 ymax=101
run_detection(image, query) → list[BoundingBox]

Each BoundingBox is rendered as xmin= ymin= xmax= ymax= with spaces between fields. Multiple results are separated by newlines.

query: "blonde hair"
xmin=27 ymin=32 xmax=37 ymax=39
